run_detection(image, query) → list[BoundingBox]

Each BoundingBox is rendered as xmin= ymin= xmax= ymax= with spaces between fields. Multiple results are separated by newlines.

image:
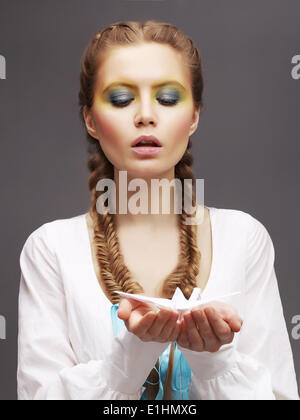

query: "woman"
xmin=17 ymin=20 xmax=299 ymax=400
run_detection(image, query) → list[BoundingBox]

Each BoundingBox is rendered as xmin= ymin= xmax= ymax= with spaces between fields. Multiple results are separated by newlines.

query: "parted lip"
xmin=131 ymin=135 xmax=162 ymax=147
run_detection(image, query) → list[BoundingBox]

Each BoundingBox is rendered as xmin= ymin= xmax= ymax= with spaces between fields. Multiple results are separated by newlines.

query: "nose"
xmin=134 ymin=92 xmax=158 ymax=127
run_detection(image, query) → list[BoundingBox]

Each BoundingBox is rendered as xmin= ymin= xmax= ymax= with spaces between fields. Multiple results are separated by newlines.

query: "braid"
xmin=88 ymin=150 xmax=144 ymax=304
xmin=176 ymin=143 xmax=201 ymax=285
xmin=161 ymin=140 xmax=201 ymax=299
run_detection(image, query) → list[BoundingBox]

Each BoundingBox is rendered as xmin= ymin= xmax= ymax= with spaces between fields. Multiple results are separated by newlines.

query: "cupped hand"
xmin=177 ymin=301 xmax=243 ymax=353
xmin=117 ymin=297 xmax=181 ymax=343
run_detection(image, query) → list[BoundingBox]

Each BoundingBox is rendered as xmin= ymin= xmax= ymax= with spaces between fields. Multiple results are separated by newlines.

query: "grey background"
xmin=0 ymin=0 xmax=299 ymax=400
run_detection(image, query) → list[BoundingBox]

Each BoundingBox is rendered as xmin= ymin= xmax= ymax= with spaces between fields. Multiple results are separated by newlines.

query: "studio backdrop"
xmin=0 ymin=0 xmax=299 ymax=400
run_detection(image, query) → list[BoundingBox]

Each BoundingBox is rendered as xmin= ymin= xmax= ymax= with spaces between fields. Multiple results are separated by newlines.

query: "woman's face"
xmin=84 ymin=42 xmax=200 ymax=180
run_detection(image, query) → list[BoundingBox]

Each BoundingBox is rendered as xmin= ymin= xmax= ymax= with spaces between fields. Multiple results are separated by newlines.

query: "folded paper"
xmin=114 ymin=287 xmax=240 ymax=321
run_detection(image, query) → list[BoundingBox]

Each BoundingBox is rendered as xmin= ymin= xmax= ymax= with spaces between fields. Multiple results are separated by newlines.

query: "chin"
xmin=125 ymin=165 xmax=173 ymax=180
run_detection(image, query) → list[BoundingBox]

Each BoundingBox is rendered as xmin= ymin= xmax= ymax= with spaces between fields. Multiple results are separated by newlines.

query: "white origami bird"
xmin=114 ymin=287 xmax=240 ymax=321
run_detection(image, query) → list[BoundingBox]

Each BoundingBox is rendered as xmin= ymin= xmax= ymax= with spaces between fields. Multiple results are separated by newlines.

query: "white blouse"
xmin=17 ymin=206 xmax=299 ymax=400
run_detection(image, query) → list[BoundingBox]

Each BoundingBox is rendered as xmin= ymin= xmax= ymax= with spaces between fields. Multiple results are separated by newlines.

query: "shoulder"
xmin=20 ymin=213 xmax=87 ymax=258
xmin=18 ymin=214 xmax=86 ymax=296
xmin=209 ymin=205 xmax=271 ymax=236
xmin=210 ymin=205 xmax=275 ymax=261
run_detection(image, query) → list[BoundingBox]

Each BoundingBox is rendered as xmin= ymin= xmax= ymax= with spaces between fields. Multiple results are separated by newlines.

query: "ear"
xmin=83 ymin=106 xmax=99 ymax=140
xmin=189 ymin=107 xmax=200 ymax=136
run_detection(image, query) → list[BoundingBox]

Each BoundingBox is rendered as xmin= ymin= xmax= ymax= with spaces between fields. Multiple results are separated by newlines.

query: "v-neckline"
xmin=81 ymin=206 xmax=217 ymax=306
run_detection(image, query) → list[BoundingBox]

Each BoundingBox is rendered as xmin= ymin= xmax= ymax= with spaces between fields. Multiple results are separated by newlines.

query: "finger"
xmin=222 ymin=312 xmax=243 ymax=333
xmin=209 ymin=302 xmax=243 ymax=333
xmin=204 ymin=306 xmax=234 ymax=344
xmin=117 ymin=298 xmax=133 ymax=321
xmin=183 ymin=312 xmax=204 ymax=351
xmin=167 ymin=319 xmax=181 ymax=342
xmin=160 ymin=311 xmax=180 ymax=342
xmin=176 ymin=321 xmax=190 ymax=348
xmin=214 ymin=305 xmax=242 ymax=332
xmin=146 ymin=308 xmax=174 ymax=338
xmin=118 ymin=297 xmax=149 ymax=318
xmin=191 ymin=308 xmax=220 ymax=352
xmin=130 ymin=309 xmax=160 ymax=336
xmin=118 ymin=296 xmax=158 ymax=321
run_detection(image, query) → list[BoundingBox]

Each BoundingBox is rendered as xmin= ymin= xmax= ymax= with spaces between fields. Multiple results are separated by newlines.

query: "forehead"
xmin=95 ymin=42 xmax=191 ymax=90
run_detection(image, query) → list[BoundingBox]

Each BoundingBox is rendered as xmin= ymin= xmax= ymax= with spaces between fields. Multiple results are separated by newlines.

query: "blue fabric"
xmin=110 ymin=304 xmax=192 ymax=400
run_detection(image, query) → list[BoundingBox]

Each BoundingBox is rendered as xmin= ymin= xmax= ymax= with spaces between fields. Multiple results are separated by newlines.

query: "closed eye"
xmin=156 ymin=90 xmax=180 ymax=105
xmin=108 ymin=88 xmax=182 ymax=107
xmin=109 ymin=91 xmax=134 ymax=107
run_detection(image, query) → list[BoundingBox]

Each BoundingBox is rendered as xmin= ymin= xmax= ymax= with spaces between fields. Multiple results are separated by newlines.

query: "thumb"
xmin=225 ymin=315 xmax=243 ymax=333
xmin=117 ymin=298 xmax=134 ymax=321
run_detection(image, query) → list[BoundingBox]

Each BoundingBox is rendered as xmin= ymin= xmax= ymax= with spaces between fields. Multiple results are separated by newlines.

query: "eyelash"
xmin=109 ymin=91 xmax=180 ymax=107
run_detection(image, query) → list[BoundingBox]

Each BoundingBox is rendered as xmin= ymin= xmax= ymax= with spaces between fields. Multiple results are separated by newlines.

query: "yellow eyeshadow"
xmin=99 ymin=83 xmax=191 ymax=107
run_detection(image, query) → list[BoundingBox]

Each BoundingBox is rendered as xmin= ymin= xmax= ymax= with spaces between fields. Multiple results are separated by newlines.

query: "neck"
xmin=113 ymin=167 xmax=181 ymax=231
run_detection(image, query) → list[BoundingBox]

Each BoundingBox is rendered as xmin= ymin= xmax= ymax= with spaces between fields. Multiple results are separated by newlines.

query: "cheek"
xmin=170 ymin=110 xmax=193 ymax=142
xmin=93 ymin=107 xmax=126 ymax=146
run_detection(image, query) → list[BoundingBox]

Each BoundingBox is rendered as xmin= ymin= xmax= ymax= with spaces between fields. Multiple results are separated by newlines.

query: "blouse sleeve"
xmin=178 ymin=214 xmax=299 ymax=400
xmin=17 ymin=225 xmax=168 ymax=400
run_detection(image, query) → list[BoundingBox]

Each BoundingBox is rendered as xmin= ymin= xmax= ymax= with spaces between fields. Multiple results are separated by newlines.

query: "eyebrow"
xmin=102 ymin=80 xmax=187 ymax=94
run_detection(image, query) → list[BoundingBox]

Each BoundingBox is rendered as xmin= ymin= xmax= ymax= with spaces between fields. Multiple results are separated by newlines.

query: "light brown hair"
xmin=78 ymin=20 xmax=204 ymax=400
